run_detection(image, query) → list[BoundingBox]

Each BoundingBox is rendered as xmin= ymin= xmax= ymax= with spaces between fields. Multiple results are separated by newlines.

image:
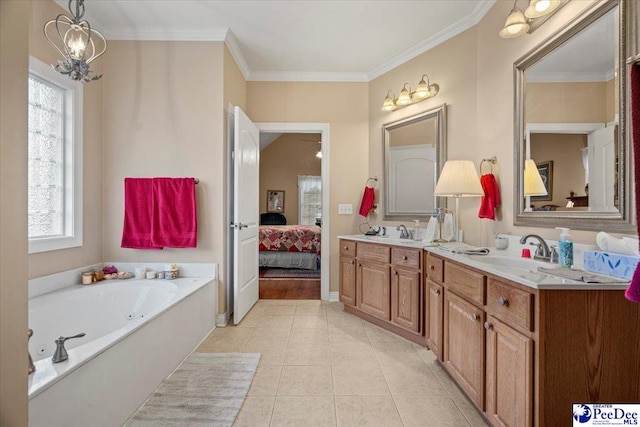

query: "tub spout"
xmin=28 ymin=329 xmax=35 ymax=375
xmin=52 ymin=333 xmax=86 ymax=363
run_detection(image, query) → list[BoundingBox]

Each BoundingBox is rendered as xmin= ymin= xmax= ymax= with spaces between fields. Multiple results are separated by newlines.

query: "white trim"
xmin=256 ymin=122 xmax=331 ymax=301
xmin=224 ymin=30 xmax=250 ymax=81
xmin=328 ymin=292 xmax=340 ymax=302
xmin=524 ymin=122 xmax=604 ymax=158
xmin=28 ymin=56 xmax=83 ymax=254
xmin=526 ymin=70 xmax=614 ymax=83
xmin=216 ymin=312 xmax=229 ymax=327
xmin=248 ymin=71 xmax=369 ymax=83
xmin=367 ymin=0 xmax=496 ymax=80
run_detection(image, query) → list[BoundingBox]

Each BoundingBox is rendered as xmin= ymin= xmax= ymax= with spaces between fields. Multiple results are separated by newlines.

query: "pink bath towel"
xmin=151 ymin=178 xmax=198 ymax=248
xmin=626 ymin=63 xmax=640 ymax=303
xmin=121 ymin=178 xmax=163 ymax=250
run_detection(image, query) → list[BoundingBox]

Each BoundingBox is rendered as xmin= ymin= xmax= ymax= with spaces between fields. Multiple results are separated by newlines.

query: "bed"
xmin=258 ymin=224 xmax=321 ymax=270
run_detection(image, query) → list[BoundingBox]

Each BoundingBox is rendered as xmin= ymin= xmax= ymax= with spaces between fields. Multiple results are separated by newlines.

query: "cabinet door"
xmin=485 ymin=316 xmax=533 ymax=427
xmin=339 ymin=256 xmax=357 ymax=306
xmin=357 ymin=261 xmax=390 ymax=321
xmin=426 ymin=280 xmax=443 ymax=360
xmin=443 ymin=291 xmax=485 ymax=408
xmin=391 ymin=268 xmax=422 ymax=333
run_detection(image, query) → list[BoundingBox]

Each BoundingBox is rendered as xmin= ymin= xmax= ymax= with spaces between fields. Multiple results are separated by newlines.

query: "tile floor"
xmin=196 ymin=300 xmax=489 ymax=427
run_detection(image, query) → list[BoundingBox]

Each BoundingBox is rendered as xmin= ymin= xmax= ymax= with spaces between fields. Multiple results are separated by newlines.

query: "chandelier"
xmin=43 ymin=0 xmax=107 ymax=83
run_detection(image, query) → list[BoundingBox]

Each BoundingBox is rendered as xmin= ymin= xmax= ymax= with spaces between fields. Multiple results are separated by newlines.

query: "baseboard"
xmin=328 ymin=292 xmax=339 ymax=302
xmin=216 ymin=312 xmax=229 ymax=327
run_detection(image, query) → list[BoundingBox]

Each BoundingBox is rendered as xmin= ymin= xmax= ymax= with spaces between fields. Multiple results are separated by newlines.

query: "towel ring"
xmin=480 ymin=157 xmax=497 ymax=174
xmin=366 ymin=177 xmax=378 ymax=187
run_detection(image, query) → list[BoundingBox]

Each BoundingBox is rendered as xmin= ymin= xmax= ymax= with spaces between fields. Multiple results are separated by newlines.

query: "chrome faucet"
xmin=519 ymin=234 xmax=558 ymax=263
xmin=52 ymin=333 xmax=86 ymax=363
xmin=397 ymin=224 xmax=412 ymax=239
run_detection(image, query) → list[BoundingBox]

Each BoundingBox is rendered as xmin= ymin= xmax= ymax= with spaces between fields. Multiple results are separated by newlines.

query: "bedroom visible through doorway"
xmin=258 ymin=132 xmax=323 ymax=299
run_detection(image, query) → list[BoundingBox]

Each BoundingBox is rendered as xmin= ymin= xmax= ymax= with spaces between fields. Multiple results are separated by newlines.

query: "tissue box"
xmin=583 ymin=251 xmax=639 ymax=280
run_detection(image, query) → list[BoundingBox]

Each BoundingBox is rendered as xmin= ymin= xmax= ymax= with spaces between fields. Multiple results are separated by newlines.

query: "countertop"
xmin=338 ymin=234 xmax=630 ymax=291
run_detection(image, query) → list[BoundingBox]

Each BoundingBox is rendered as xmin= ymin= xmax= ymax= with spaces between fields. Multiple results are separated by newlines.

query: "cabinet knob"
xmin=344 ymin=246 xmax=348 ymax=250
xmin=403 ymin=256 xmax=408 ymax=261
xmin=484 ymin=321 xmax=492 ymax=330
xmin=433 ymin=289 xmax=440 ymax=295
xmin=394 ymin=271 xmax=398 ymax=275
xmin=350 ymin=260 xmax=355 ymax=265
xmin=498 ymin=297 xmax=508 ymax=307
xmin=429 ymin=264 xmax=434 ymax=270
xmin=470 ymin=313 xmax=479 ymax=321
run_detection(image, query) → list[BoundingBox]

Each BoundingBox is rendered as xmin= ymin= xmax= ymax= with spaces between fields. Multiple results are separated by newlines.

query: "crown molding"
xmin=367 ymin=0 xmax=496 ymax=80
xmin=526 ymin=70 xmax=614 ymax=83
xmin=102 ymin=27 xmax=229 ymax=41
xmin=247 ymin=71 xmax=369 ymax=82
xmin=224 ymin=30 xmax=250 ymax=80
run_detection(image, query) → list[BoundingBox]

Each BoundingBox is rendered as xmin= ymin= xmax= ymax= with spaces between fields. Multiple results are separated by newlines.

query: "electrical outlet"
xmin=338 ymin=204 xmax=353 ymax=214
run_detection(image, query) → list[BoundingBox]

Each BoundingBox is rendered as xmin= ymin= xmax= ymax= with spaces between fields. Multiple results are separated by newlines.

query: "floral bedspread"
xmin=259 ymin=225 xmax=321 ymax=253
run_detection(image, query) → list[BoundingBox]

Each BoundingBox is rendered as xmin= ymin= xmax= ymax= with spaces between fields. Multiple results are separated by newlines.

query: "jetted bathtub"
xmin=28 ymin=277 xmax=216 ymax=427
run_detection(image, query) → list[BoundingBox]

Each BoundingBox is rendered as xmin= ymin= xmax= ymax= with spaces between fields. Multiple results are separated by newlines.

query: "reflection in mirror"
xmin=514 ymin=0 xmax=633 ymax=232
xmin=383 ymin=105 xmax=446 ymax=221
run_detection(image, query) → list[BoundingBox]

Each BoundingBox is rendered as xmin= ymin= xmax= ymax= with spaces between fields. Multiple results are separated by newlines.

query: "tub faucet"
xmin=397 ymin=224 xmax=412 ymax=239
xmin=52 ymin=333 xmax=86 ymax=363
xmin=519 ymin=234 xmax=557 ymax=262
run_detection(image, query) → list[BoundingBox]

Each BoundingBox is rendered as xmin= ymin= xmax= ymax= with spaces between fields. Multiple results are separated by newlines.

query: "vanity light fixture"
xmin=380 ymin=74 xmax=440 ymax=112
xmin=524 ymin=0 xmax=561 ymax=19
xmin=499 ymin=0 xmax=530 ymax=39
xmin=43 ymin=0 xmax=107 ymax=82
xmin=433 ymin=160 xmax=483 ymax=242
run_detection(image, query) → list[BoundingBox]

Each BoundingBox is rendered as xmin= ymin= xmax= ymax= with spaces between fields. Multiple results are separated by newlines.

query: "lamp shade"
xmin=434 ymin=160 xmax=483 ymax=197
xmin=524 ymin=159 xmax=548 ymax=196
xmin=499 ymin=6 xmax=530 ymax=38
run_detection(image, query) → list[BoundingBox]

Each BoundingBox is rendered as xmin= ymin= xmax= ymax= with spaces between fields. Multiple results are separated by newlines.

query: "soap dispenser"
xmin=556 ymin=227 xmax=574 ymax=268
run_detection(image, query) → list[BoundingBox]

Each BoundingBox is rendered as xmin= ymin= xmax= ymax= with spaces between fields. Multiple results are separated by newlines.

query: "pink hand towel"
xmin=151 ymin=178 xmax=198 ymax=248
xmin=121 ymin=178 xmax=163 ymax=250
xmin=359 ymin=186 xmax=375 ymax=217
xmin=626 ymin=63 xmax=640 ymax=303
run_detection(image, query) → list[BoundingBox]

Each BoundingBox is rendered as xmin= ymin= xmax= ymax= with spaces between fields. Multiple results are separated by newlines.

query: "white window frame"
xmin=28 ymin=56 xmax=83 ymax=254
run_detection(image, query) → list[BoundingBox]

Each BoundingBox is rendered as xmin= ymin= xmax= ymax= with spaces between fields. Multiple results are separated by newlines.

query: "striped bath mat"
xmin=125 ymin=353 xmax=260 ymax=426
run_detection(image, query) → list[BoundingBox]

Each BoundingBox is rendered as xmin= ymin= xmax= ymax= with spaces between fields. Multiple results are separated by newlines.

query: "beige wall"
xmin=247 ymin=82 xmax=369 ymax=293
xmin=530 ymin=133 xmax=587 ymax=208
xmin=526 ymin=81 xmax=609 ymax=123
xmin=1 ymin=1 xmax=29 ymax=424
xmin=259 ymin=133 xmax=321 ymax=224
xmin=28 ymin=0 xmax=104 ymax=279
xmin=101 ymin=41 xmax=225 ymax=271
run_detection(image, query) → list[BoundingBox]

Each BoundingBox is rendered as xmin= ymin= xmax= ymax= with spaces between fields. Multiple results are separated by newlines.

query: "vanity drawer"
xmin=340 ymin=240 xmax=356 ymax=256
xmin=425 ymin=253 xmax=444 ymax=283
xmin=357 ymin=243 xmax=390 ymax=263
xmin=392 ymin=247 xmax=421 ymax=269
xmin=444 ymin=261 xmax=485 ymax=305
xmin=487 ymin=278 xmax=534 ymax=332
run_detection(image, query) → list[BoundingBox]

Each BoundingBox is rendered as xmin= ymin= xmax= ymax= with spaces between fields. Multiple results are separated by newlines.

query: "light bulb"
xmin=66 ymin=27 xmax=87 ymax=60
xmin=536 ymin=0 xmax=551 ymax=12
xmin=415 ymin=76 xmax=429 ymax=98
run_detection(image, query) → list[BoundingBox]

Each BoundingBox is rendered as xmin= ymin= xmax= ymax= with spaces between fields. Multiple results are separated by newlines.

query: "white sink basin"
xmin=463 ymin=255 xmax=548 ymax=271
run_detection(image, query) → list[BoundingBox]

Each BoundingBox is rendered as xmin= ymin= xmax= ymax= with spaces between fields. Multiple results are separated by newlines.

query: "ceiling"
xmin=67 ymin=0 xmax=496 ymax=82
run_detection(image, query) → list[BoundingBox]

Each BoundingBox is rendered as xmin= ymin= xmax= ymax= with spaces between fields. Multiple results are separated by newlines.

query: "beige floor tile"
xmin=258 ymin=315 xmax=294 ymax=329
xmin=248 ymin=365 xmax=282 ymax=396
xmin=451 ymin=393 xmax=490 ymax=426
xmin=245 ymin=335 xmax=289 ymax=348
xmin=196 ymin=339 xmax=248 ymax=353
xmin=284 ymin=343 xmax=331 ymax=365
xmin=262 ymin=305 xmax=297 ymax=316
xmin=327 ymin=314 xmax=365 ymax=330
xmin=332 ymin=364 xmax=390 ymax=395
xmin=270 ymin=395 xmax=336 ymax=427
xmin=329 ymin=342 xmax=378 ymax=366
xmin=257 ymin=299 xmax=298 ymax=306
xmin=277 ymin=365 xmax=333 ymax=395
xmin=243 ymin=341 xmax=288 ymax=366
xmin=365 ymin=324 xmax=413 ymax=345
xmin=289 ymin=328 xmax=329 ymax=344
xmin=234 ymin=314 xmax=261 ymax=328
xmin=334 ymin=395 xmax=403 ymax=427
xmin=295 ymin=304 xmax=327 ymax=316
xmin=292 ymin=315 xmax=328 ymax=329
xmin=328 ymin=326 xmax=370 ymax=344
xmin=428 ymin=362 xmax=468 ymax=400
xmin=324 ymin=301 xmax=345 ymax=315
xmin=234 ymin=395 xmax=275 ymax=427
xmin=393 ymin=395 xmax=471 ymax=427
xmin=413 ymin=344 xmax=438 ymax=365
xmin=297 ymin=299 xmax=323 ymax=306
xmin=372 ymin=343 xmax=426 ymax=366
xmin=250 ymin=325 xmax=292 ymax=338
xmin=381 ymin=364 xmax=448 ymax=396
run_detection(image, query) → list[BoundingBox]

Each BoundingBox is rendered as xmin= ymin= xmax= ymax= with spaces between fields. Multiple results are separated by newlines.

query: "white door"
xmin=233 ymin=106 xmax=260 ymax=324
xmin=588 ymin=126 xmax=616 ymax=210
xmin=388 ymin=144 xmax=436 ymax=213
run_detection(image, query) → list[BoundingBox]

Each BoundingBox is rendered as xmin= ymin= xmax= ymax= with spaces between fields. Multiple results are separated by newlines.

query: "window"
xmin=298 ymin=175 xmax=321 ymax=225
xmin=28 ymin=57 xmax=83 ymax=253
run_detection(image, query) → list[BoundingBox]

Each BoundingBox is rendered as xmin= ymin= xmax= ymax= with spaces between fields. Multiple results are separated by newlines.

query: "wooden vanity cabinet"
xmin=339 ymin=239 xmax=424 ymax=344
xmin=425 ymin=252 xmax=444 ymax=358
